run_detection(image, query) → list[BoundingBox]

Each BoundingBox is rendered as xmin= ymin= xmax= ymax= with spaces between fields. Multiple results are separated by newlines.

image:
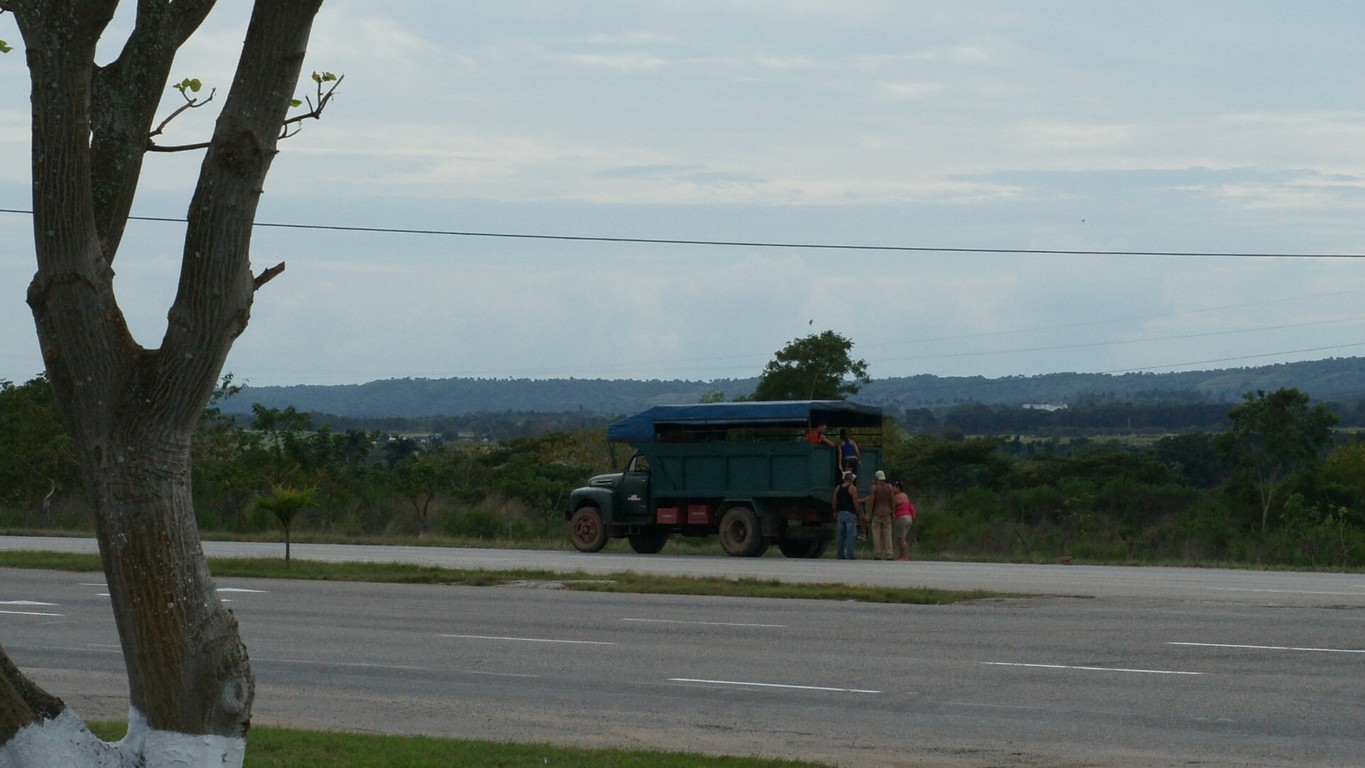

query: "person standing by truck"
xmin=866 ymin=470 xmax=896 ymax=560
xmin=832 ymin=470 xmax=862 ymax=559
xmin=893 ymin=480 xmax=916 ymax=561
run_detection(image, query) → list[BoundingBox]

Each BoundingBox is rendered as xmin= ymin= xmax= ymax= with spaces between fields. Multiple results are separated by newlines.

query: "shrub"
xmin=443 ymin=507 xmax=502 ymax=540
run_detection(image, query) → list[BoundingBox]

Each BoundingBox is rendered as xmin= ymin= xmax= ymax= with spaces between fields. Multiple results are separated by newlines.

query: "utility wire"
xmin=4 ymin=206 xmax=1364 ymax=384
xmin=2 ymin=207 xmax=1364 ymax=259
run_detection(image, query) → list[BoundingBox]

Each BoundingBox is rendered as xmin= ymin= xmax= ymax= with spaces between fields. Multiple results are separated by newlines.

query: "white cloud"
xmin=8 ymin=2 xmax=1365 ymax=387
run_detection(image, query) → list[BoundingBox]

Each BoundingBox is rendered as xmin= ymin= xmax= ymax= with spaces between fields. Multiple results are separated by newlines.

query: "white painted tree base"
xmin=0 ymin=708 xmax=245 ymax=768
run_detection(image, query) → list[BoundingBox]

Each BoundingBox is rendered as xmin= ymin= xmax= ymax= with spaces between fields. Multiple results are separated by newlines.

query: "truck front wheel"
xmin=569 ymin=506 xmax=609 ymax=553
xmin=718 ymin=506 xmax=764 ymax=557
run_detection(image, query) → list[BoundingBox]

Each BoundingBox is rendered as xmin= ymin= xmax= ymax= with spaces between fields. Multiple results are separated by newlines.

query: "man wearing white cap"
xmin=866 ymin=470 xmax=896 ymax=560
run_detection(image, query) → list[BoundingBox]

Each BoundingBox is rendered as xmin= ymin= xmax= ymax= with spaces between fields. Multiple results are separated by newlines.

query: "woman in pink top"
xmin=892 ymin=480 xmax=915 ymax=561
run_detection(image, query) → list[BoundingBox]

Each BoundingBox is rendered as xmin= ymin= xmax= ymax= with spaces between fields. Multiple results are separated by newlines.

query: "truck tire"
xmin=569 ymin=506 xmax=608 ymax=553
xmin=778 ymin=539 xmax=824 ymax=558
xmin=628 ymin=529 xmax=670 ymax=554
xmin=718 ymin=506 xmax=764 ymax=557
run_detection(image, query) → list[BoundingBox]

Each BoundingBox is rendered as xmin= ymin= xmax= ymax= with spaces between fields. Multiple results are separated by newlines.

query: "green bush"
xmin=443 ymin=508 xmax=503 ymax=540
xmin=0 ymin=506 xmax=24 ymax=528
xmin=945 ymin=486 xmax=1003 ymax=520
xmin=1010 ymin=484 xmax=1065 ymax=525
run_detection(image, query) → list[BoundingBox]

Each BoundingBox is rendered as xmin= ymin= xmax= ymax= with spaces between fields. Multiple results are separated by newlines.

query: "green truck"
xmin=566 ymin=400 xmax=883 ymax=557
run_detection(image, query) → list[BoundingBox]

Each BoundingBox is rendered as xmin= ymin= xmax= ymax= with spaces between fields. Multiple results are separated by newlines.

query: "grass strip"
xmin=0 ymin=550 xmax=1011 ymax=604
xmin=0 ymin=550 xmax=104 ymax=572
xmin=563 ymin=571 xmax=1005 ymax=604
xmin=86 ymin=723 xmax=824 ymax=767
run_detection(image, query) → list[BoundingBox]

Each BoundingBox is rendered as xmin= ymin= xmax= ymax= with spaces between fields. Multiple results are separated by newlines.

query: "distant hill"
xmin=860 ymin=357 xmax=1365 ymax=412
xmin=224 ymin=377 xmax=759 ymax=419
xmin=222 ymin=356 xmax=1365 ymax=419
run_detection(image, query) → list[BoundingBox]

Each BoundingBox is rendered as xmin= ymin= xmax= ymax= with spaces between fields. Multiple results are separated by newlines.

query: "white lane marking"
xmin=1170 ymin=641 xmax=1365 ymax=655
xmin=73 ymin=584 xmax=264 ymax=595
xmin=622 ymin=618 xmax=787 ymax=628
xmin=73 ymin=585 xmax=264 ymax=595
xmin=439 ymin=634 xmax=614 ymax=646
xmin=462 ymin=670 xmax=541 ymax=679
xmin=951 ymin=702 xmax=1047 ymax=712
xmin=983 ymin=661 xmax=1202 ymax=676
xmin=40 ymin=646 xmax=119 ymax=655
xmin=0 ymin=600 xmax=61 ymax=616
xmin=1207 ymin=587 xmax=1365 ymax=597
xmin=82 ymin=583 xmax=110 ymax=596
xmin=259 ymin=658 xmax=430 ymax=672
xmin=670 ymin=678 xmax=880 ymax=694
xmin=261 ymin=657 xmax=540 ymax=679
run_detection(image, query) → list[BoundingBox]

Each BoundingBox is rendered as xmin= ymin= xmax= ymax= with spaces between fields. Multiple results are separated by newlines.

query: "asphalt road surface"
xmin=2 ymin=537 xmax=1363 ymax=767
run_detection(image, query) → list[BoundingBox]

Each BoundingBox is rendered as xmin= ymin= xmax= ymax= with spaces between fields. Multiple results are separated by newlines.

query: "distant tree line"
xmin=882 ymin=388 xmax=1361 ymax=566
xmin=913 ymin=399 xmax=1240 ymax=436
xmin=286 ymin=409 xmax=614 ymax=442
xmin=221 ymin=356 xmax=1365 ymax=417
xmin=2 ymin=375 xmax=1362 ymax=567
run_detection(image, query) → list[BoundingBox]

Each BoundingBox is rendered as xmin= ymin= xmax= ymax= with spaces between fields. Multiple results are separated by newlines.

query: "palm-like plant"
xmin=252 ymin=485 xmax=317 ymax=567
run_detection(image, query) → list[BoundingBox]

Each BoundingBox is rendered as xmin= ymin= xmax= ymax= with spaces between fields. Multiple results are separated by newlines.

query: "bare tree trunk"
xmin=1 ymin=1 xmax=325 ymax=765
xmin=91 ymin=426 xmax=254 ymax=735
xmin=0 ymin=648 xmax=64 ymax=738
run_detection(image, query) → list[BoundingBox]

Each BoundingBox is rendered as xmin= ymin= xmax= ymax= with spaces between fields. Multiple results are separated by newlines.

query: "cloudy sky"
xmin=4 ymin=1 xmax=1365 ymax=387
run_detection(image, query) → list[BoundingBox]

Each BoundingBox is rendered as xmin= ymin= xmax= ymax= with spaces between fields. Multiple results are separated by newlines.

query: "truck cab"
xmin=567 ymin=400 xmax=882 ymax=557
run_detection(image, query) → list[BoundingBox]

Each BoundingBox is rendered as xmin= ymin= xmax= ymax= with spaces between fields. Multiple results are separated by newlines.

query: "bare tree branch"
xmin=253 ymin=262 xmax=287 ymax=290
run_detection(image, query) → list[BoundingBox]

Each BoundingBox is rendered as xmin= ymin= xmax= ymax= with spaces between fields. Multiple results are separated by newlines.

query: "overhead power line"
xmin=2 ymin=207 xmax=1364 ymax=259
xmin=4 ymin=206 xmax=1364 ymax=383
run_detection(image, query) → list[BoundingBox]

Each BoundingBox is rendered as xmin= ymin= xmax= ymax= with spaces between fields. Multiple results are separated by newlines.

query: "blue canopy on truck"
xmin=607 ymin=400 xmax=882 ymax=443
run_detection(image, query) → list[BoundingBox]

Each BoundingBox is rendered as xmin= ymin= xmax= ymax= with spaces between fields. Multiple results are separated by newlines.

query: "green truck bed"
xmin=647 ymin=442 xmax=859 ymax=502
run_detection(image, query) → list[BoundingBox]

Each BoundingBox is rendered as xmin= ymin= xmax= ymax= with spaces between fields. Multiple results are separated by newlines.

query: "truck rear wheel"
xmin=569 ymin=506 xmax=608 ymax=553
xmin=628 ymin=529 xmax=670 ymax=554
xmin=778 ymin=539 xmax=825 ymax=558
xmin=718 ymin=506 xmax=764 ymax=557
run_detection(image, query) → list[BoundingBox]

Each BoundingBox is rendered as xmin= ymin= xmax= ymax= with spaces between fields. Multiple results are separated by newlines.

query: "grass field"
xmin=85 ymin=723 xmax=828 ymax=767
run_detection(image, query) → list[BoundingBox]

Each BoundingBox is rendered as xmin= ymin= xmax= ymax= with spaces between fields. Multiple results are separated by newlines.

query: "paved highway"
xmin=6 ymin=535 xmax=1364 ymax=606
xmin=2 ymin=538 xmax=1363 ymax=767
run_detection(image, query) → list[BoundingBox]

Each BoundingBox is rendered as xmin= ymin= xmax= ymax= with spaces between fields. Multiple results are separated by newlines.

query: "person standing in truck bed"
xmin=837 ymin=428 xmax=860 ymax=475
xmin=805 ymin=423 xmax=835 ymax=447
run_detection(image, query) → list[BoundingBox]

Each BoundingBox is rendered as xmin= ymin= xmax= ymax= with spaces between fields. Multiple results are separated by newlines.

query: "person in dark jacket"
xmin=831 ymin=470 xmax=862 ymax=560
